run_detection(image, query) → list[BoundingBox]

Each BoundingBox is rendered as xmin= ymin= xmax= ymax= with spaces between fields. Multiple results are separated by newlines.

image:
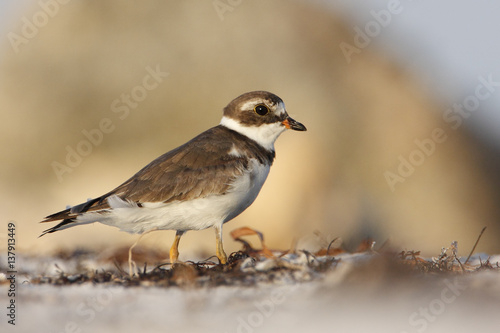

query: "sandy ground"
xmin=1 ymin=252 xmax=500 ymax=333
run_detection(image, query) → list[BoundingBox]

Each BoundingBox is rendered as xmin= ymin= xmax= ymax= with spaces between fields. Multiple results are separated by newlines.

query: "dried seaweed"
xmin=22 ymin=227 xmax=499 ymax=288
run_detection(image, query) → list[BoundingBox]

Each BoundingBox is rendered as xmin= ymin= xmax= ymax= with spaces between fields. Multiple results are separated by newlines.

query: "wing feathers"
xmin=39 ymin=125 xmax=274 ymax=234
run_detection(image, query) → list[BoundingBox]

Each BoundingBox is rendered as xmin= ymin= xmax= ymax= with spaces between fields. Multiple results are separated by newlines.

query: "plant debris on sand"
xmin=16 ymin=227 xmax=500 ymax=288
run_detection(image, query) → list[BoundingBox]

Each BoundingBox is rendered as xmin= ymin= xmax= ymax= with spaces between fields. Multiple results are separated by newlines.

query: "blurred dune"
xmin=1 ymin=0 xmax=500 ymax=257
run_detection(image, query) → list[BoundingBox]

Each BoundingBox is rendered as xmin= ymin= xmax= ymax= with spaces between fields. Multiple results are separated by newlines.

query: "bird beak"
xmin=282 ymin=117 xmax=307 ymax=131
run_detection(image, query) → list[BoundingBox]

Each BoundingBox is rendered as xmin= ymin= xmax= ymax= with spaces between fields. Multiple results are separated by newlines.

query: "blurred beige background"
xmin=1 ymin=0 xmax=500 ymax=258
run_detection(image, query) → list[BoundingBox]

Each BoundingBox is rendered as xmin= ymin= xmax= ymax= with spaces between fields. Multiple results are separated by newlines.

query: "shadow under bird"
xmin=40 ymin=91 xmax=306 ymax=270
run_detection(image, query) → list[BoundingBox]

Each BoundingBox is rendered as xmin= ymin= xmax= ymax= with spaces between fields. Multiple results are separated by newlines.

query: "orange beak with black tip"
xmin=282 ymin=116 xmax=307 ymax=131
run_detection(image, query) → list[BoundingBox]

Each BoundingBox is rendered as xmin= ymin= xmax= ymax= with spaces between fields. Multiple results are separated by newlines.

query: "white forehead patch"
xmin=276 ymin=101 xmax=286 ymax=116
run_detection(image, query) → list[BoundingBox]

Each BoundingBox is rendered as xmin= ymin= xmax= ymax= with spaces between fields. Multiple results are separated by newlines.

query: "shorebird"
xmin=40 ymin=91 xmax=306 ymax=272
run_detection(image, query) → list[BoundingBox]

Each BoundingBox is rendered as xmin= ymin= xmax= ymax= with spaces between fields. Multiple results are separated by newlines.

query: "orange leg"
xmin=214 ymin=224 xmax=227 ymax=264
xmin=169 ymin=230 xmax=184 ymax=264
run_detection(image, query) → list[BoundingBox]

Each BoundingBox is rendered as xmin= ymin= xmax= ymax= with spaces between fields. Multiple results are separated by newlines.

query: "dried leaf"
xmin=230 ymin=226 xmax=274 ymax=258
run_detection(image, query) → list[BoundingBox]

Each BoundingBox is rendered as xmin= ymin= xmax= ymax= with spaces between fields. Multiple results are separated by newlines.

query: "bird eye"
xmin=254 ymin=104 xmax=269 ymax=116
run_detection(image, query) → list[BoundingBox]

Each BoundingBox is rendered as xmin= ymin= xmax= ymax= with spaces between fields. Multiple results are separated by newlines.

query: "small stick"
xmin=326 ymin=237 xmax=339 ymax=254
xmin=454 ymin=256 xmax=465 ymax=273
xmin=464 ymin=226 xmax=487 ymax=265
xmin=113 ymin=258 xmax=127 ymax=276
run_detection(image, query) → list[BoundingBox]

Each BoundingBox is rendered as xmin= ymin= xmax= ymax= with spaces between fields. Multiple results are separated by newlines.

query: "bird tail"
xmin=39 ymin=218 xmax=77 ymax=237
xmin=39 ymin=197 xmax=102 ymax=237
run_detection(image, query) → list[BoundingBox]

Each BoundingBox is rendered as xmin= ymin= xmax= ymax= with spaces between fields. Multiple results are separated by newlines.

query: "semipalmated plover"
xmin=40 ymin=91 xmax=306 ymax=268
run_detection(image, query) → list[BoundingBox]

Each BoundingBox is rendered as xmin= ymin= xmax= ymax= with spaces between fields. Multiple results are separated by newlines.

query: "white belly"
xmin=76 ymin=159 xmax=270 ymax=234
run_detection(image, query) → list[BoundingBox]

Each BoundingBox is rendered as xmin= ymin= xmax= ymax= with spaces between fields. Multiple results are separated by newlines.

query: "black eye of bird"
xmin=254 ymin=104 xmax=269 ymax=116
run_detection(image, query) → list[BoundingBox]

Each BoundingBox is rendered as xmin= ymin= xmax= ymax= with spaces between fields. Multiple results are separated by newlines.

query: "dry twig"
xmin=465 ymin=226 xmax=487 ymax=265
